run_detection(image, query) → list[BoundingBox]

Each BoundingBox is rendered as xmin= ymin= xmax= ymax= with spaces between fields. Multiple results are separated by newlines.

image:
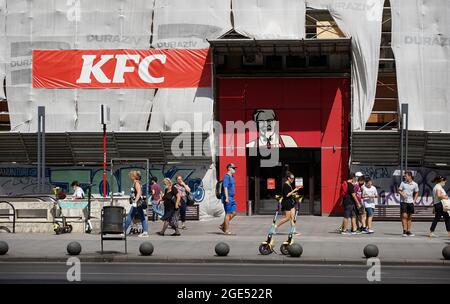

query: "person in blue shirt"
xmin=220 ymin=163 xmax=237 ymax=235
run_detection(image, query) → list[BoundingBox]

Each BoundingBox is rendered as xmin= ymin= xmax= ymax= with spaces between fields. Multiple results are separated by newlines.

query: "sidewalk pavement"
xmin=1 ymin=215 xmax=450 ymax=265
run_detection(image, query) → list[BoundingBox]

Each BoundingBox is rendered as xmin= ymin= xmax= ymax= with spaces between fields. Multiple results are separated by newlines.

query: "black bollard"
xmin=288 ymin=243 xmax=303 ymax=257
xmin=363 ymin=244 xmax=379 ymax=258
xmin=139 ymin=242 xmax=154 ymax=256
xmin=67 ymin=241 xmax=82 ymax=256
xmin=215 ymin=242 xmax=230 ymax=256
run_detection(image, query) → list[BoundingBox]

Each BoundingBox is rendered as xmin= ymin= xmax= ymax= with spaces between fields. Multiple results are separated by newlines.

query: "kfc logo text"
xmin=76 ymin=54 xmax=166 ymax=84
xmin=33 ymin=49 xmax=211 ymax=89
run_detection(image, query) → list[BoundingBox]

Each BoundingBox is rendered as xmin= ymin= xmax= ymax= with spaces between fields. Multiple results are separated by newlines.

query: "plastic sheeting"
xmin=391 ymin=0 xmax=450 ymax=132
xmin=306 ymin=0 xmax=384 ymax=131
xmin=149 ymin=0 xmax=230 ymax=132
xmin=148 ymin=88 xmax=213 ymax=131
xmin=5 ymin=0 xmax=154 ymax=132
xmin=0 ymin=0 xmax=6 ymax=100
xmin=151 ymin=0 xmax=231 ymax=49
xmin=232 ymin=0 xmax=306 ymax=39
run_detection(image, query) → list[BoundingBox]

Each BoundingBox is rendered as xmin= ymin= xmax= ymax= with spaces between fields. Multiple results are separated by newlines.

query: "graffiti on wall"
xmin=352 ymin=165 xmax=450 ymax=206
xmin=0 ymin=165 xmax=207 ymax=203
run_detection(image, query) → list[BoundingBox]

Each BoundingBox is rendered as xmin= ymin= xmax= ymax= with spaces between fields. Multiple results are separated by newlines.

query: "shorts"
xmin=343 ymin=204 xmax=356 ymax=219
xmin=223 ymin=199 xmax=237 ymax=214
xmin=365 ymin=207 xmax=375 ymax=217
xmin=356 ymin=205 xmax=366 ymax=215
xmin=400 ymin=202 xmax=415 ymax=215
xmin=281 ymin=200 xmax=295 ymax=211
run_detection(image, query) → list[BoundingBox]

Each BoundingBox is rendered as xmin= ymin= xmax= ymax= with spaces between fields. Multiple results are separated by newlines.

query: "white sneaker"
xmin=429 ymin=232 xmax=438 ymax=238
xmin=368 ymin=229 xmax=374 ymax=234
xmin=138 ymin=232 xmax=149 ymax=238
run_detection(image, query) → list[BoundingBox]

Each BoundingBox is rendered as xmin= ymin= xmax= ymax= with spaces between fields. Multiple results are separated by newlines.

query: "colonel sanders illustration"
xmin=246 ymin=109 xmax=297 ymax=148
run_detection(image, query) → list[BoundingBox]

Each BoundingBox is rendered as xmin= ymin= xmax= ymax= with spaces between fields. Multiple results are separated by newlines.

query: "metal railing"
xmin=0 ymin=201 xmax=16 ymax=233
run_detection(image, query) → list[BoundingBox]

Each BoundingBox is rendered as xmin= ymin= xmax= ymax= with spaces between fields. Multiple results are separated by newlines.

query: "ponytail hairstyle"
xmin=432 ymin=175 xmax=447 ymax=184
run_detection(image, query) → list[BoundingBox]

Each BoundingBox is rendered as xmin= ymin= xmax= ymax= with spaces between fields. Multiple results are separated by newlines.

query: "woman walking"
xmin=151 ymin=176 xmax=163 ymax=217
xmin=429 ymin=176 xmax=450 ymax=238
xmin=123 ymin=171 xmax=148 ymax=237
xmin=174 ymin=175 xmax=191 ymax=230
xmin=157 ymin=178 xmax=181 ymax=236
xmin=275 ymin=172 xmax=300 ymax=235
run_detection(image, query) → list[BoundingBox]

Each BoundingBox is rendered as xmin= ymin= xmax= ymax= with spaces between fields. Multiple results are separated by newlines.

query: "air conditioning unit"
xmin=243 ymin=53 xmax=263 ymax=66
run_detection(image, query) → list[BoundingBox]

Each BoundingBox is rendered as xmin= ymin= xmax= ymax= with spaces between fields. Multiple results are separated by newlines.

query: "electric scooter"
xmin=51 ymin=187 xmax=73 ymax=235
xmin=84 ymin=183 xmax=94 ymax=234
xmin=279 ymin=194 xmax=304 ymax=255
xmin=258 ymin=195 xmax=283 ymax=255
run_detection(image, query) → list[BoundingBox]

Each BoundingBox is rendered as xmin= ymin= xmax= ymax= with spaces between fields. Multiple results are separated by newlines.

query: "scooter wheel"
xmin=67 ymin=225 xmax=73 ymax=233
xmin=259 ymin=243 xmax=273 ymax=255
xmin=280 ymin=243 xmax=290 ymax=256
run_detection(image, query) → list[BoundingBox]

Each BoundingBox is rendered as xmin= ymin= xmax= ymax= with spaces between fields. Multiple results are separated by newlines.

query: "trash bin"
xmin=101 ymin=206 xmax=124 ymax=234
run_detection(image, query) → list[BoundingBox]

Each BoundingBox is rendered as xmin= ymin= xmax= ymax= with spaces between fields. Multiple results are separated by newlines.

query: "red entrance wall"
xmin=217 ymin=77 xmax=350 ymax=215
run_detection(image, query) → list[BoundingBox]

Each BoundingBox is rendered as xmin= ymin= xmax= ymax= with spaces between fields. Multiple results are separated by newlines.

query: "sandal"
xmin=224 ymin=231 xmax=233 ymax=235
xmin=171 ymin=232 xmax=181 ymax=236
xmin=219 ymin=225 xmax=225 ymax=232
xmin=156 ymin=231 xmax=164 ymax=236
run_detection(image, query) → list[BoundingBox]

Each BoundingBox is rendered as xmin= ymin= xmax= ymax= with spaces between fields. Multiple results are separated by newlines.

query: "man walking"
xmin=398 ymin=171 xmax=419 ymax=237
xmin=341 ymin=173 xmax=359 ymax=235
xmin=220 ymin=163 xmax=237 ymax=235
xmin=354 ymin=173 xmax=368 ymax=233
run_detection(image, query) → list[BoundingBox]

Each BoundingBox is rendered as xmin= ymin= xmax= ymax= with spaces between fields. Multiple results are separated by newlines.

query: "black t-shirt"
xmin=282 ymin=182 xmax=295 ymax=203
xmin=162 ymin=185 xmax=179 ymax=212
xmin=343 ymin=182 xmax=355 ymax=206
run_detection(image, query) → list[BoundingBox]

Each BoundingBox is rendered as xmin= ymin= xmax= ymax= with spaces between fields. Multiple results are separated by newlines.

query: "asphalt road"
xmin=0 ymin=262 xmax=449 ymax=284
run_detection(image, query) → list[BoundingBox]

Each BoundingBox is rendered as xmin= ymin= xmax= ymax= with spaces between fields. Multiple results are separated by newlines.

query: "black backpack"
xmin=215 ymin=180 xmax=223 ymax=199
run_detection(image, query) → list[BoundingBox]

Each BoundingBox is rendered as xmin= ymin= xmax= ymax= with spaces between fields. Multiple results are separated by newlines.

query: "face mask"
xmin=230 ymin=168 xmax=236 ymax=174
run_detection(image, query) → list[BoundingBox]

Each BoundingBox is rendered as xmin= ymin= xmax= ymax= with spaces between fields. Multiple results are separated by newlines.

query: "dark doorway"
xmin=247 ymin=148 xmax=321 ymax=215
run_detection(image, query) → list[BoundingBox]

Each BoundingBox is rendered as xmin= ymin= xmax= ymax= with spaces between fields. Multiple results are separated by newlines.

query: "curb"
xmin=1 ymin=255 xmax=449 ymax=266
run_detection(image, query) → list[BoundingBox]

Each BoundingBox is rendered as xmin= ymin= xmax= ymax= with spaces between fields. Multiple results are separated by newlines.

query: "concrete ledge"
xmin=1 ymin=255 xmax=448 ymax=266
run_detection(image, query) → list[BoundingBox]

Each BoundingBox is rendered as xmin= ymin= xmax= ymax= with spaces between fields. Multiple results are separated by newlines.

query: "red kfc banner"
xmin=32 ymin=49 xmax=211 ymax=88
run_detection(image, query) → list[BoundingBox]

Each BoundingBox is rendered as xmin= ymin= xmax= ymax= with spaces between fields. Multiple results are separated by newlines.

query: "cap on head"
xmin=227 ymin=163 xmax=237 ymax=170
xmin=355 ymin=172 xmax=364 ymax=177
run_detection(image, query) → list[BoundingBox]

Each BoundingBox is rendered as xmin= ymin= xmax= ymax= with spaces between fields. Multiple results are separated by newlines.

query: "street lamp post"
xmin=37 ymin=106 xmax=46 ymax=193
xmin=400 ymin=104 xmax=409 ymax=175
xmin=100 ymin=104 xmax=110 ymax=204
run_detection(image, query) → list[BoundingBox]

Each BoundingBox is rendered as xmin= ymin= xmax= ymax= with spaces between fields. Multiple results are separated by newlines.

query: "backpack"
xmin=215 ymin=180 xmax=223 ymax=199
xmin=186 ymin=191 xmax=195 ymax=206
xmin=340 ymin=181 xmax=349 ymax=199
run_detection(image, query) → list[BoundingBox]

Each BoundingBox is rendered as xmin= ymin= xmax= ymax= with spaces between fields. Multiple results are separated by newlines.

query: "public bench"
xmin=374 ymin=205 xmax=435 ymax=221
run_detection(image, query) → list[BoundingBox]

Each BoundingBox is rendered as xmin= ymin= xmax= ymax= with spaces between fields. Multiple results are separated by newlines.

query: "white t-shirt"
xmin=73 ymin=187 xmax=85 ymax=199
xmin=433 ymin=184 xmax=447 ymax=204
xmin=362 ymin=185 xmax=378 ymax=209
xmin=398 ymin=181 xmax=419 ymax=204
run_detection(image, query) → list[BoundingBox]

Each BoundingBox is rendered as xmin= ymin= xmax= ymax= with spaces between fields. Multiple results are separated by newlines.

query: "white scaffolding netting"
xmin=391 ymin=0 xmax=450 ymax=132
xmin=0 ymin=0 xmax=6 ymax=100
xmin=151 ymin=0 xmax=231 ymax=49
xmin=307 ymin=0 xmax=384 ymax=131
xmin=5 ymin=0 xmax=154 ymax=132
xmin=232 ymin=0 xmax=306 ymax=39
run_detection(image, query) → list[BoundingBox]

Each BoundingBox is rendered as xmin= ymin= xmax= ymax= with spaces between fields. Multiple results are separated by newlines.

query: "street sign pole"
xmin=100 ymin=104 xmax=110 ymax=204
xmin=103 ymin=122 xmax=107 ymax=202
